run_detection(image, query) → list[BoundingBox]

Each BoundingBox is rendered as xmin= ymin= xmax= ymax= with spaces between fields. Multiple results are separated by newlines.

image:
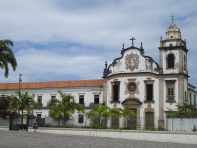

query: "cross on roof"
xmin=122 ymin=43 xmax=125 ymax=49
xmin=171 ymin=15 xmax=175 ymax=24
xmin=130 ymin=37 xmax=136 ymax=47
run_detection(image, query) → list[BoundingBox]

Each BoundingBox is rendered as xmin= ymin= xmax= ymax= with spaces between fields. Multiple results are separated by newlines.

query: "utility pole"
xmin=19 ymin=73 xmax=23 ymax=125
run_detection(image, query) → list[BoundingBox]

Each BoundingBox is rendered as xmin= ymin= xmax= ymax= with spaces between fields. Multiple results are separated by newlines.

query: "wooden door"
xmin=126 ymin=109 xmax=137 ymax=130
xmin=145 ymin=112 xmax=154 ymax=130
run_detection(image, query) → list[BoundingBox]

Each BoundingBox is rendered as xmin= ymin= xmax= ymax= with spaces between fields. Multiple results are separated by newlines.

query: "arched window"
xmin=167 ymin=53 xmax=175 ymax=69
xmin=184 ymin=55 xmax=187 ymax=71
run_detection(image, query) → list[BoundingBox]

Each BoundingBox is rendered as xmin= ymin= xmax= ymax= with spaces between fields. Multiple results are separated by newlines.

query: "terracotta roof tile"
xmin=0 ymin=79 xmax=104 ymax=90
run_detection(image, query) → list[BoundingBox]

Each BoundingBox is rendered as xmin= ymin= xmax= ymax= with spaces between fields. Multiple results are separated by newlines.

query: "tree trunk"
xmin=63 ymin=113 xmax=66 ymax=126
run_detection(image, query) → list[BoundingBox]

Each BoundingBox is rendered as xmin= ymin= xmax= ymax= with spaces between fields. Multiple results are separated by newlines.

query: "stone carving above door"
xmin=125 ymin=79 xmax=139 ymax=96
xmin=125 ymin=53 xmax=139 ymax=71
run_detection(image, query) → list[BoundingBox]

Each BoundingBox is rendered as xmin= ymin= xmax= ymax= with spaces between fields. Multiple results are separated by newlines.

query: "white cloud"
xmin=1 ymin=0 xmax=196 ymax=48
xmin=0 ymin=48 xmax=105 ymax=82
xmin=0 ymin=0 xmax=197 ymax=84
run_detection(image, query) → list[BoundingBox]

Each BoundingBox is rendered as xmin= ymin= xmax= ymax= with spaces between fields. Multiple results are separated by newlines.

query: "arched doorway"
xmin=122 ymin=98 xmax=142 ymax=129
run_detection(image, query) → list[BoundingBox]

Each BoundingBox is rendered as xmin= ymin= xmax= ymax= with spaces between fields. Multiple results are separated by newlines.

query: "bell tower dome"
xmin=165 ymin=16 xmax=182 ymax=40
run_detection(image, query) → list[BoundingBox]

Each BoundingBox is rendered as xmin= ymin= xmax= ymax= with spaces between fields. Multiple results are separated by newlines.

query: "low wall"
xmin=167 ymin=118 xmax=197 ymax=131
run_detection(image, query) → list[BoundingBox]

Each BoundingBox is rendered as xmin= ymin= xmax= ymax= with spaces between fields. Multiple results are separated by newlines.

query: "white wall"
xmin=167 ymin=118 xmax=197 ymax=131
xmin=106 ymin=74 xmax=160 ymax=129
xmin=0 ymin=87 xmax=103 ymax=127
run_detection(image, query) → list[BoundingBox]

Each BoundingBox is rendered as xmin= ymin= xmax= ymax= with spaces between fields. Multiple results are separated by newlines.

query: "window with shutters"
xmin=111 ymin=81 xmax=120 ymax=102
xmin=79 ymin=95 xmax=84 ymax=105
xmin=94 ymin=95 xmax=99 ymax=104
xmin=78 ymin=114 xmax=84 ymax=123
xmin=144 ymin=80 xmax=154 ymax=102
xmin=146 ymin=84 xmax=153 ymax=101
xmin=166 ymin=80 xmax=176 ymax=103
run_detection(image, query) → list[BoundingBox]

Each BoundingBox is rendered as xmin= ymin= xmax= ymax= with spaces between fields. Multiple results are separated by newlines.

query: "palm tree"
xmin=7 ymin=95 xmax=19 ymax=130
xmin=21 ymin=92 xmax=34 ymax=125
xmin=87 ymin=104 xmax=110 ymax=128
xmin=49 ymin=103 xmax=62 ymax=127
xmin=48 ymin=91 xmax=84 ymax=126
xmin=9 ymin=92 xmax=34 ymax=125
xmin=0 ymin=40 xmax=17 ymax=77
xmin=7 ymin=92 xmax=34 ymax=130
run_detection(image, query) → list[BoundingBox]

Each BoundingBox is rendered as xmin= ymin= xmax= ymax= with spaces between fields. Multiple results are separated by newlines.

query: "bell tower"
xmin=158 ymin=17 xmax=189 ymax=129
xmin=159 ymin=16 xmax=188 ymax=75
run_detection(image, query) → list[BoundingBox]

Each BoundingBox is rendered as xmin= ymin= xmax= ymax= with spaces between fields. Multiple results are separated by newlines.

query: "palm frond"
xmin=0 ymin=39 xmax=17 ymax=77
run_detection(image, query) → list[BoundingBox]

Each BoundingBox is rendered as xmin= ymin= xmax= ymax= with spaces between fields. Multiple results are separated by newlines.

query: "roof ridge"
xmin=0 ymin=79 xmax=103 ymax=85
xmin=0 ymin=79 xmax=104 ymax=90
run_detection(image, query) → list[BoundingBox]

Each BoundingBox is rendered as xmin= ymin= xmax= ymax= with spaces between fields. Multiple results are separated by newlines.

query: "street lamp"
xmin=19 ymin=73 xmax=23 ymax=125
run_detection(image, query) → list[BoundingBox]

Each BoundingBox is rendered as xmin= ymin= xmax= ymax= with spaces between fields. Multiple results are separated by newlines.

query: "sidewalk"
xmin=37 ymin=128 xmax=197 ymax=145
xmin=1 ymin=127 xmax=197 ymax=145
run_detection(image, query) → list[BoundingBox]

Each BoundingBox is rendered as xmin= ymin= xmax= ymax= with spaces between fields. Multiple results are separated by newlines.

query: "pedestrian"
xmin=32 ymin=119 xmax=38 ymax=132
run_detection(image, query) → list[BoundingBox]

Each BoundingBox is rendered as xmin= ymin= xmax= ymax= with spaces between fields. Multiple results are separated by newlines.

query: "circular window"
xmin=127 ymin=82 xmax=137 ymax=92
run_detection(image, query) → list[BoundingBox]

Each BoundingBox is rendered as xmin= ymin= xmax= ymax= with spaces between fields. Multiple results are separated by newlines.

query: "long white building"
xmin=0 ymin=20 xmax=197 ymax=130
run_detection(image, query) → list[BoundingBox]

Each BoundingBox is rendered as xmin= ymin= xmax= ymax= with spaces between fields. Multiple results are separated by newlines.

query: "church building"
xmin=0 ymin=20 xmax=196 ymax=130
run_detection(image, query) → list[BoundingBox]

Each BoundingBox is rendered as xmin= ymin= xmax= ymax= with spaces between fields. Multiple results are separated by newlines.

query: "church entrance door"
xmin=145 ymin=112 xmax=154 ymax=130
xmin=122 ymin=98 xmax=142 ymax=130
xmin=111 ymin=116 xmax=119 ymax=129
xmin=126 ymin=109 xmax=137 ymax=130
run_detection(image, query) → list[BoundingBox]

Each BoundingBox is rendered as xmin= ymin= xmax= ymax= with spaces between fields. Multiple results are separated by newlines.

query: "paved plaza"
xmin=0 ymin=129 xmax=197 ymax=148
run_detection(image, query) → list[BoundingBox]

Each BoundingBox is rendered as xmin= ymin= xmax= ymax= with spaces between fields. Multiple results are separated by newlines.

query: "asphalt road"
xmin=0 ymin=130 xmax=196 ymax=148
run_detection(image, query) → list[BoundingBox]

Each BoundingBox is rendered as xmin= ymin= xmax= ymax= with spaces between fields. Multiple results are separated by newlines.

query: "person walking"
xmin=32 ymin=118 xmax=38 ymax=132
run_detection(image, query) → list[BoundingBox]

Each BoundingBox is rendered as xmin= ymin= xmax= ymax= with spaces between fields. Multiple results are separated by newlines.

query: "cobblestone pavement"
xmin=0 ymin=130 xmax=196 ymax=148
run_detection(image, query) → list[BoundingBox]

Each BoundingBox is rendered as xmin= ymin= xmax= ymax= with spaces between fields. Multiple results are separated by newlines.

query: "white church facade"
xmin=0 ymin=20 xmax=197 ymax=130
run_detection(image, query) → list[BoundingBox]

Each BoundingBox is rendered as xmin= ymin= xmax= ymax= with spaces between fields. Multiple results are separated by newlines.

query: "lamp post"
xmin=19 ymin=73 xmax=23 ymax=125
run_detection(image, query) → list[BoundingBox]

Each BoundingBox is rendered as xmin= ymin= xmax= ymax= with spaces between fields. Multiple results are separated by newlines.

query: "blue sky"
xmin=0 ymin=0 xmax=197 ymax=85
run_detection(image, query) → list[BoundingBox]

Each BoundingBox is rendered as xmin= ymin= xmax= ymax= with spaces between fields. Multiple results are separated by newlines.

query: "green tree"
xmin=109 ymin=107 xmax=122 ymax=129
xmin=48 ymin=91 xmax=84 ymax=126
xmin=87 ymin=104 xmax=110 ymax=128
xmin=121 ymin=107 xmax=136 ymax=118
xmin=109 ymin=107 xmax=122 ymax=118
xmin=8 ymin=92 xmax=34 ymax=125
xmin=8 ymin=95 xmax=20 ymax=114
xmin=0 ymin=95 xmax=21 ymax=119
xmin=33 ymin=100 xmax=43 ymax=109
xmin=0 ymin=95 xmax=10 ymax=119
xmin=49 ymin=102 xmax=62 ymax=127
xmin=0 ymin=40 xmax=17 ymax=77
xmin=20 ymin=92 xmax=34 ymax=124
xmin=167 ymin=103 xmax=197 ymax=118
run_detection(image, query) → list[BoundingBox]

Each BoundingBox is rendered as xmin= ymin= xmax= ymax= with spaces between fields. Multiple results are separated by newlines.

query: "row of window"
xmin=79 ymin=94 xmax=100 ymax=105
xmin=35 ymin=94 xmax=100 ymax=106
xmin=111 ymin=80 xmax=176 ymax=103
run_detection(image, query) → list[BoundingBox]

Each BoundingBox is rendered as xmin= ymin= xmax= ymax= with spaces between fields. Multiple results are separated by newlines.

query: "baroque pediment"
xmin=106 ymin=48 xmax=160 ymax=76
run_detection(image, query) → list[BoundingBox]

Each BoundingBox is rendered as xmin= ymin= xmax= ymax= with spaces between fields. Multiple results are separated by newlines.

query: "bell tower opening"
xmin=166 ymin=53 xmax=175 ymax=69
